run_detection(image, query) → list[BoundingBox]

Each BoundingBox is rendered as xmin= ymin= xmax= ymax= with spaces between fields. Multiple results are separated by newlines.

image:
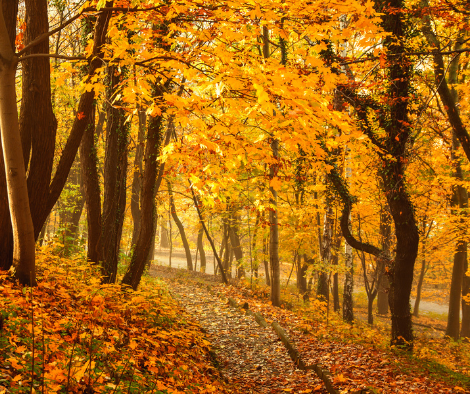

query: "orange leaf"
xmin=77 ymin=112 xmax=86 ymax=120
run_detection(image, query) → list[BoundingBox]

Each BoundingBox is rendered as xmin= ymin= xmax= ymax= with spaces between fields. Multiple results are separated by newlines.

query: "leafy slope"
xmin=0 ymin=247 xmax=231 ymax=393
xmin=214 ymin=281 xmax=470 ymax=393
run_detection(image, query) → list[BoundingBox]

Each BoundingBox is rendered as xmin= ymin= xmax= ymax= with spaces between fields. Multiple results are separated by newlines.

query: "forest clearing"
xmin=1 ymin=0 xmax=470 ymax=392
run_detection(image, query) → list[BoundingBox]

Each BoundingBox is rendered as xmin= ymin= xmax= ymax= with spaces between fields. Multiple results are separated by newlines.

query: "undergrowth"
xmin=236 ymin=279 xmax=470 ymax=389
xmin=0 ymin=245 xmax=230 ymax=393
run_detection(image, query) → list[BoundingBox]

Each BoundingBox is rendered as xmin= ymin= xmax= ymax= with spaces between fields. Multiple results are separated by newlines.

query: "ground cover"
xmin=0 ymin=247 xmax=230 ymax=394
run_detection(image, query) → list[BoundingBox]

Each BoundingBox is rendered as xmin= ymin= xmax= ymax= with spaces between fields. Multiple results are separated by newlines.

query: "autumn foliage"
xmin=0 ymin=246 xmax=230 ymax=393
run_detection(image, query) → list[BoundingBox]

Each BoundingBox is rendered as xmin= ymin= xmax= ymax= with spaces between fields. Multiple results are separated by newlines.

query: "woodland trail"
xmin=150 ymin=265 xmax=328 ymax=393
xmin=150 ymin=265 xmax=467 ymax=393
xmin=153 ymin=252 xmax=450 ymax=316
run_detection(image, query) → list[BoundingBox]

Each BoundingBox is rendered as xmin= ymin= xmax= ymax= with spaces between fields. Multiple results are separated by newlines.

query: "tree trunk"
xmin=189 ymin=186 xmax=228 ymax=283
xmin=160 ymin=223 xmax=169 ymax=248
xmin=269 ymin=139 xmax=281 ymax=307
xmin=368 ymin=296 xmax=374 ymax=325
xmin=169 ymin=186 xmax=193 ymax=271
xmin=343 ymin=237 xmax=354 ymax=322
xmin=263 ymin=234 xmax=270 ymax=286
xmin=197 ymin=226 xmax=206 ymax=272
xmin=332 ymin=227 xmax=341 ymax=312
xmin=222 ymin=220 xmax=231 ymax=278
xmin=0 ymin=5 xmax=35 ymax=285
xmin=446 ymin=137 xmax=468 ymax=339
xmin=80 ymin=105 xmax=102 ymax=264
xmin=318 ymin=205 xmax=334 ymax=302
xmin=145 ymin=222 xmax=157 ymax=270
xmin=101 ymin=65 xmax=129 ymax=283
xmin=377 ymin=207 xmax=391 ymax=315
xmin=130 ymin=109 xmax=146 ymax=248
xmin=20 ymin=0 xmax=58 ymax=244
xmin=122 ymin=106 xmax=164 ymax=289
xmin=413 ymin=216 xmax=430 ymax=318
xmin=229 ymin=207 xmax=244 ymax=278
xmin=0 ymin=0 xmax=17 ymax=272
xmin=251 ymin=211 xmax=260 ymax=277
xmin=39 ymin=3 xmax=114 ymax=239
xmin=297 ymin=254 xmax=308 ymax=298
xmin=461 ymin=255 xmax=470 ymax=338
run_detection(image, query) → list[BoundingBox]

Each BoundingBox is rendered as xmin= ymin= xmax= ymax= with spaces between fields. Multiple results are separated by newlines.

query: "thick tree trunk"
xmin=40 ymin=3 xmax=114 ymax=238
xmin=145 ymin=222 xmax=157 ymax=269
xmin=377 ymin=208 xmax=391 ymax=315
xmin=169 ymin=187 xmax=193 ymax=271
xmin=0 ymin=0 xmax=17 ymax=272
xmin=101 ymin=65 xmax=129 ymax=283
xmin=0 ymin=5 xmax=35 ymax=285
xmin=122 ymin=109 xmax=164 ymax=289
xmin=20 ymin=0 xmax=58 ymax=241
xmin=80 ymin=106 xmax=102 ymax=264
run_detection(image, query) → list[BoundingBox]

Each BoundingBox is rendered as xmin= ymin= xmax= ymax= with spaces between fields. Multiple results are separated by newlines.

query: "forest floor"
xmin=152 ymin=253 xmax=450 ymax=331
xmin=150 ymin=263 xmax=470 ymax=393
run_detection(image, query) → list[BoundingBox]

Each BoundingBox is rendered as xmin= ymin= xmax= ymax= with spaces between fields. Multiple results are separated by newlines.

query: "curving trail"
xmin=151 ymin=265 xmax=328 ymax=394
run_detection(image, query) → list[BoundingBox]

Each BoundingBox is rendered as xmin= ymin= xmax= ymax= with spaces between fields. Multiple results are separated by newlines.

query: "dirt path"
xmin=152 ymin=253 xmax=451 ymax=318
xmin=150 ymin=265 xmax=328 ymax=394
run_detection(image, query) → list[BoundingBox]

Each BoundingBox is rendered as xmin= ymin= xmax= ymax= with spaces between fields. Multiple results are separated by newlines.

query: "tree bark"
xmin=101 ymin=65 xmax=129 ymax=283
xmin=229 ymin=207 xmax=244 ymax=278
xmin=343 ymin=236 xmax=354 ymax=322
xmin=413 ymin=216 xmax=433 ymax=317
xmin=446 ymin=134 xmax=468 ymax=339
xmin=169 ymin=186 xmax=193 ymax=271
xmin=130 ymin=109 xmax=146 ymax=248
xmin=20 ymin=0 xmax=58 ymax=242
xmin=41 ymin=3 xmax=114 ymax=238
xmin=80 ymin=105 xmax=102 ymax=264
xmin=269 ymin=138 xmax=281 ymax=307
xmin=122 ymin=106 xmax=164 ymax=289
xmin=0 ymin=0 xmax=17 ymax=272
xmin=197 ymin=225 xmax=206 ymax=272
xmin=263 ymin=233 xmax=270 ymax=286
xmin=377 ymin=207 xmax=391 ymax=315
xmin=0 ymin=2 xmax=35 ymax=285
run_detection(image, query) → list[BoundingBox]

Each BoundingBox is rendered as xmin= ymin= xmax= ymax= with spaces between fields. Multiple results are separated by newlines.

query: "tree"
xmin=0 ymin=0 xmax=36 ymax=285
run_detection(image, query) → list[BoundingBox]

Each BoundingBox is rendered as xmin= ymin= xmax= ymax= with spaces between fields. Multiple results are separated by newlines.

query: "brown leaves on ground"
xmin=157 ymin=265 xmax=327 ymax=394
xmin=0 ymin=247 xmax=231 ymax=393
xmin=204 ymin=276 xmax=470 ymax=393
